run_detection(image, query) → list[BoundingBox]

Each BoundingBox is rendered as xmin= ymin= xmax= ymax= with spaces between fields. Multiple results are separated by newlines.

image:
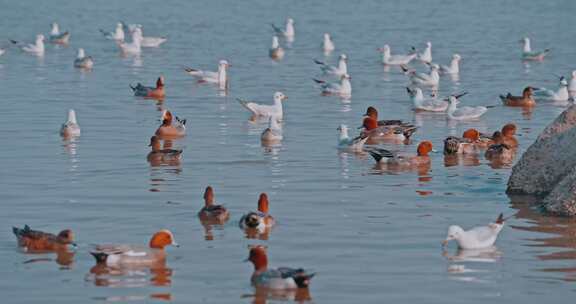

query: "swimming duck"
xmin=314 ymin=54 xmax=347 ymax=77
xmin=198 ymin=186 xmax=230 ymax=224
xmin=520 ymin=37 xmax=550 ymax=61
xmin=238 ymin=92 xmax=287 ymax=122
xmin=361 ymin=106 xmax=417 ymax=141
xmin=369 ymin=141 xmax=434 ymax=168
xmin=90 ymin=229 xmax=178 ymax=267
xmin=240 ymin=193 xmax=275 ymax=232
xmin=131 ymin=76 xmax=165 ymax=99
xmin=261 ymin=116 xmax=283 ymax=143
xmin=147 ymin=135 xmax=183 ymax=163
xmin=246 ymin=246 xmax=315 ymax=290
xmin=12 ymin=225 xmax=75 ymax=252
xmin=322 ymin=33 xmax=335 ymax=53
xmin=500 ymin=123 xmax=518 ymax=148
xmin=60 ymin=109 xmax=81 ymax=138
xmin=269 ymin=36 xmax=285 ymax=60
xmin=184 ymin=60 xmax=230 ymax=90
xmin=337 ymin=124 xmax=368 ymax=152
xmin=442 ymin=214 xmax=505 ymax=249
xmin=377 ymin=44 xmax=416 ymax=66
xmin=100 ymin=23 xmax=125 ymax=41
xmin=73 ymin=48 xmax=94 ymax=69
xmin=500 ymin=87 xmax=535 ymax=107
xmin=155 ymin=110 xmax=186 ymax=138
xmin=49 ymin=23 xmax=70 ymax=44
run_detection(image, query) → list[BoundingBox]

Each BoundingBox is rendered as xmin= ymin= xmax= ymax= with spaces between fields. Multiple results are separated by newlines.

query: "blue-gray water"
xmin=1 ymin=0 xmax=576 ymax=303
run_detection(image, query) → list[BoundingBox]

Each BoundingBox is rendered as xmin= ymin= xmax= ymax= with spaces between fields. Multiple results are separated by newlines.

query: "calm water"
xmin=1 ymin=0 xmax=576 ymax=303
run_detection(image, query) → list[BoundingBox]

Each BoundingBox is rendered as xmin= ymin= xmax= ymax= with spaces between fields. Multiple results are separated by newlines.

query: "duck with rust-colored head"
xmin=198 ymin=186 xmax=230 ymax=224
xmin=90 ymin=229 xmax=178 ymax=267
xmin=155 ymin=110 xmax=186 ymax=138
xmin=369 ymin=141 xmax=434 ymax=169
xmin=246 ymin=246 xmax=315 ymax=290
xmin=501 ymin=123 xmax=518 ymax=148
xmin=500 ymin=87 xmax=535 ymax=107
xmin=361 ymin=106 xmax=417 ymax=142
xmin=240 ymin=193 xmax=275 ymax=232
xmin=13 ymin=225 xmax=75 ymax=252
xmin=131 ymin=76 xmax=165 ymax=99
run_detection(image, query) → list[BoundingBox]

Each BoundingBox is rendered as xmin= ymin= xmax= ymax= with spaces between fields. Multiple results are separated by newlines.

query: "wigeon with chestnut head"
xmin=198 ymin=186 xmax=230 ymax=224
xmin=130 ymin=76 xmax=165 ymax=99
xmin=155 ymin=110 xmax=186 ymax=138
xmin=239 ymin=193 xmax=276 ymax=232
xmin=90 ymin=229 xmax=178 ymax=267
xmin=361 ymin=106 xmax=417 ymax=141
xmin=500 ymin=87 xmax=536 ymax=107
xmin=501 ymin=123 xmax=518 ymax=148
xmin=147 ymin=135 xmax=183 ymax=165
xmin=13 ymin=225 xmax=76 ymax=252
xmin=246 ymin=246 xmax=315 ymax=290
xmin=369 ymin=141 xmax=434 ymax=168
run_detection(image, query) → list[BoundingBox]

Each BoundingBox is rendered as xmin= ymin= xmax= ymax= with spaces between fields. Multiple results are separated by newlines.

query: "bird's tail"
xmin=90 ymin=252 xmax=109 ymax=264
xmin=293 ymin=272 xmax=316 ymax=288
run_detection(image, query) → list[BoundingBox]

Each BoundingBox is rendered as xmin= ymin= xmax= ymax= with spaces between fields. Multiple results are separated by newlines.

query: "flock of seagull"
xmin=4 ymin=15 xmax=576 ymax=293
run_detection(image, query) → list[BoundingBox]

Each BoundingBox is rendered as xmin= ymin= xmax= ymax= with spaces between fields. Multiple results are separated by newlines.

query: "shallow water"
xmin=1 ymin=0 xmax=576 ymax=303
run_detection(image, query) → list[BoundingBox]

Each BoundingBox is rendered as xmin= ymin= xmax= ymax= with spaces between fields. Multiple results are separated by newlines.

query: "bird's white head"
xmin=337 ymin=124 xmax=349 ymax=137
xmin=77 ymin=48 xmax=85 ymax=58
xmin=342 ymin=73 xmax=351 ymax=80
xmin=274 ymin=92 xmax=287 ymax=102
xmin=219 ymin=59 xmax=230 ymax=67
xmin=51 ymin=23 xmax=59 ymax=34
xmin=324 ymin=33 xmax=331 ymax=40
xmin=339 ymin=54 xmax=347 ymax=61
xmin=572 ymin=70 xmax=576 ymax=78
xmin=426 ymin=41 xmax=432 ymax=47
xmin=67 ymin=109 xmax=77 ymax=124
xmin=36 ymin=34 xmax=45 ymax=42
xmin=271 ymin=36 xmax=280 ymax=48
xmin=443 ymin=225 xmax=464 ymax=245
xmin=453 ymin=54 xmax=461 ymax=61
xmin=560 ymin=77 xmax=568 ymax=86
xmin=287 ymin=18 xmax=294 ymax=24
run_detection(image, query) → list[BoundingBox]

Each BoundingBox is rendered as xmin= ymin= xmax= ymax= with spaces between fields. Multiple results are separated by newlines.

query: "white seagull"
xmin=60 ymin=109 xmax=81 ymax=138
xmin=314 ymin=54 xmax=347 ymax=77
xmin=520 ymin=37 xmax=550 ymax=61
xmin=417 ymin=41 xmax=432 ymax=63
xmin=402 ymin=64 xmax=440 ymax=87
xmin=322 ymin=33 xmax=335 ymax=53
xmin=377 ymin=44 xmax=416 ymax=66
xmin=126 ymin=25 xmax=166 ymax=48
xmin=49 ymin=23 xmax=70 ymax=44
xmin=238 ymin=92 xmax=287 ymax=121
xmin=533 ymin=76 xmax=570 ymax=102
xmin=11 ymin=34 xmax=45 ymax=56
xmin=0 ymin=48 xmax=6 ymax=57
xmin=118 ymin=28 xmax=142 ymax=55
xmin=100 ymin=23 xmax=125 ymax=41
xmin=185 ymin=60 xmax=230 ymax=89
xmin=337 ymin=124 xmax=368 ymax=152
xmin=569 ymin=71 xmax=576 ymax=97
xmin=442 ymin=213 xmax=506 ymax=250
xmin=73 ymin=48 xmax=94 ymax=69
xmin=407 ymin=87 xmax=464 ymax=112
xmin=271 ymin=18 xmax=294 ymax=40
xmin=261 ymin=116 xmax=283 ymax=143
xmin=313 ymin=74 xmax=352 ymax=97
xmin=446 ymin=95 xmax=487 ymax=120
xmin=439 ymin=54 xmax=461 ymax=75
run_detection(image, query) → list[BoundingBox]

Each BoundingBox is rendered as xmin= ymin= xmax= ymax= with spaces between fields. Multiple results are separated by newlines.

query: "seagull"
xmin=407 ymin=87 xmax=464 ymax=112
xmin=442 ymin=213 xmax=506 ymax=249
xmin=11 ymin=34 xmax=45 ymax=56
xmin=377 ymin=44 xmax=416 ymax=66
xmin=238 ymin=92 xmax=287 ymax=121
xmin=337 ymin=124 xmax=368 ymax=152
xmin=73 ymin=48 xmax=94 ymax=69
xmin=269 ymin=36 xmax=285 ymax=60
xmin=416 ymin=41 xmax=432 ymax=63
xmin=402 ymin=64 xmax=440 ymax=87
xmin=125 ymin=24 xmax=166 ymax=48
xmin=49 ymin=23 xmax=70 ymax=44
xmin=118 ymin=28 xmax=142 ymax=55
xmin=322 ymin=33 xmax=335 ymax=53
xmin=447 ymin=95 xmax=487 ymax=120
xmin=271 ymin=18 xmax=294 ymax=40
xmin=439 ymin=54 xmax=461 ymax=75
xmin=185 ymin=60 xmax=230 ymax=89
xmin=570 ymin=71 xmax=576 ymax=97
xmin=533 ymin=76 xmax=570 ymax=102
xmin=314 ymin=54 xmax=347 ymax=77
xmin=520 ymin=37 xmax=550 ymax=61
xmin=261 ymin=116 xmax=283 ymax=143
xmin=100 ymin=23 xmax=125 ymax=41
xmin=60 ymin=109 xmax=81 ymax=138
xmin=313 ymin=74 xmax=352 ymax=97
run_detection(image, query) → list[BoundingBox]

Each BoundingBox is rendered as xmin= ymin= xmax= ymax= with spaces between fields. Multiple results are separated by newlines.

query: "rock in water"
xmin=507 ymin=104 xmax=576 ymax=216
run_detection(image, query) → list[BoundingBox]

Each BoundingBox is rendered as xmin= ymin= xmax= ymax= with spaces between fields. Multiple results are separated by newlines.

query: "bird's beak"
xmin=243 ymin=258 xmax=250 ymax=262
xmin=172 ymin=240 xmax=180 ymax=247
xmin=283 ymin=96 xmax=288 ymax=101
xmin=431 ymin=149 xmax=438 ymax=153
xmin=441 ymin=240 xmax=449 ymax=247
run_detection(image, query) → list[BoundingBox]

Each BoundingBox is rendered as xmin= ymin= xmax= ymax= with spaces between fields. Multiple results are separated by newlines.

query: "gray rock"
xmin=507 ymin=104 xmax=576 ymax=216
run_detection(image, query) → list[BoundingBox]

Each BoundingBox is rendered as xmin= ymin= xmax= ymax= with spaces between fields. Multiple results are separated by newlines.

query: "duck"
xmin=337 ymin=124 xmax=368 ymax=152
xmin=416 ymin=41 xmax=432 ymax=63
xmin=147 ymin=135 xmax=183 ymax=163
xmin=314 ymin=54 xmax=347 ymax=77
xmin=500 ymin=87 xmax=536 ymax=107
xmin=198 ymin=186 xmax=230 ymax=224
xmin=60 ymin=109 xmax=81 ymax=138
xmin=500 ymin=123 xmax=518 ymax=148
xmin=442 ymin=213 xmax=505 ymax=249
xmin=184 ymin=60 xmax=230 ymax=90
xmin=118 ymin=27 xmax=142 ymax=55
xmin=533 ymin=77 xmax=570 ymax=102
xmin=269 ymin=36 xmax=285 ymax=60
xmin=131 ymin=76 xmax=165 ymax=99
xmin=49 ymin=23 xmax=70 ymax=44
xmin=520 ymin=37 xmax=550 ymax=61
xmin=442 ymin=129 xmax=487 ymax=155
xmin=322 ymin=33 xmax=335 ymax=53
xmin=447 ymin=95 xmax=487 ymax=120
xmin=377 ymin=44 xmax=416 ymax=66
xmin=238 ymin=92 xmax=287 ymax=122
xmin=361 ymin=106 xmax=417 ymax=141
xmin=12 ymin=225 xmax=75 ymax=252
xmin=100 ymin=23 xmax=125 ymax=41
xmin=90 ymin=229 xmax=178 ymax=267
xmin=439 ymin=54 xmax=461 ymax=75
xmin=11 ymin=34 xmax=45 ymax=56
xmin=402 ymin=63 xmax=439 ymax=87
xmin=155 ymin=110 xmax=186 ymax=138
xmin=271 ymin=18 xmax=295 ymax=40
xmin=485 ymin=132 xmax=514 ymax=163
xmin=73 ymin=48 xmax=94 ymax=69
xmin=369 ymin=141 xmax=434 ymax=168
xmin=313 ymin=73 xmax=352 ymax=97
xmin=261 ymin=116 xmax=283 ymax=143
xmin=407 ymin=87 xmax=455 ymax=112
xmin=239 ymin=193 xmax=275 ymax=232
xmin=246 ymin=246 xmax=315 ymax=290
